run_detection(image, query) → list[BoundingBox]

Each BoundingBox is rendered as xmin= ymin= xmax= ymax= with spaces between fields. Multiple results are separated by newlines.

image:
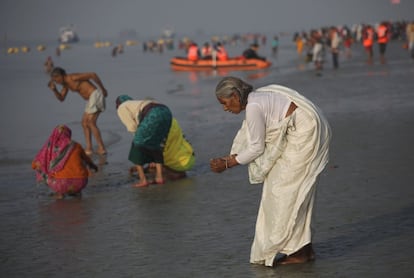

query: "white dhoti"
xmin=231 ymin=85 xmax=331 ymax=267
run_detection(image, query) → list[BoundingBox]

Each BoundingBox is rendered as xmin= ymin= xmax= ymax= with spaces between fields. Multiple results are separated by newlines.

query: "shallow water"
xmin=1 ymin=36 xmax=414 ymax=277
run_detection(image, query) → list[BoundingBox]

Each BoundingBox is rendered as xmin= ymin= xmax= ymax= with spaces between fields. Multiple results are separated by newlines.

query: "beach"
xmin=1 ymin=36 xmax=414 ymax=277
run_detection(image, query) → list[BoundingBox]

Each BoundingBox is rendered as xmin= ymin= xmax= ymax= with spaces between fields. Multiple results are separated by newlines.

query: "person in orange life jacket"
xmin=376 ymin=21 xmax=389 ymax=64
xmin=242 ymin=43 xmax=266 ymax=61
xmin=214 ymin=42 xmax=229 ymax=61
xmin=187 ymin=42 xmax=200 ymax=61
xmin=362 ymin=24 xmax=375 ymax=64
xmin=201 ymin=42 xmax=213 ymax=59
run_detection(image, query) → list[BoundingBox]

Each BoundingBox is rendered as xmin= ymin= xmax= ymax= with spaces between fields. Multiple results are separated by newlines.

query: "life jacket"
xmin=363 ymin=28 xmax=374 ymax=47
xmin=377 ymin=25 xmax=388 ymax=44
xmin=216 ymin=46 xmax=228 ymax=61
xmin=187 ymin=45 xmax=199 ymax=61
xmin=201 ymin=46 xmax=212 ymax=57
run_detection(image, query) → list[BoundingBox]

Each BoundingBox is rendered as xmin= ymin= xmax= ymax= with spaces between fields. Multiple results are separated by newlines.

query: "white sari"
xmin=231 ymin=85 xmax=331 ymax=266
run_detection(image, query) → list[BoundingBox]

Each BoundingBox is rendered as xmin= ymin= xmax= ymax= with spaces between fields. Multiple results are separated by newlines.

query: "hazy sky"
xmin=1 ymin=0 xmax=412 ymax=41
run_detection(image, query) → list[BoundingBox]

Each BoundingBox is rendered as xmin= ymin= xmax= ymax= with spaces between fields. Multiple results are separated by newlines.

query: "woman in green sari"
xmin=116 ymin=95 xmax=195 ymax=187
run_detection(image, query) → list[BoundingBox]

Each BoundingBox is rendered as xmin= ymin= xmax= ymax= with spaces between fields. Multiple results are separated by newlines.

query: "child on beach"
xmin=48 ymin=67 xmax=108 ymax=156
xmin=32 ymin=125 xmax=98 ymax=199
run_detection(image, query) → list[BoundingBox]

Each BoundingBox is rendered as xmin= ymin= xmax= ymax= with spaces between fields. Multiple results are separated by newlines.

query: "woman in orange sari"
xmin=32 ymin=125 xmax=98 ymax=199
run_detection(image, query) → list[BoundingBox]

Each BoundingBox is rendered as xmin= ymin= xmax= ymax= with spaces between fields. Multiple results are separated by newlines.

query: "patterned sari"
xmin=128 ymin=105 xmax=172 ymax=165
xmin=32 ymin=125 xmax=88 ymax=194
xmin=32 ymin=125 xmax=75 ymax=183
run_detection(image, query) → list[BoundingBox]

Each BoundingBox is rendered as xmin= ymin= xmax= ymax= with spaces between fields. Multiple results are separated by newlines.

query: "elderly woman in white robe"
xmin=210 ymin=76 xmax=331 ymax=267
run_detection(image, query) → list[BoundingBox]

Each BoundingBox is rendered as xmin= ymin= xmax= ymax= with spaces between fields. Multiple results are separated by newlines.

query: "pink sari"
xmin=32 ymin=125 xmax=75 ymax=183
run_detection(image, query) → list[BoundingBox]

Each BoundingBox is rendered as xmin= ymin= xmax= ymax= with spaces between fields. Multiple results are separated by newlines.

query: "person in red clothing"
xmin=201 ymin=42 xmax=213 ymax=59
xmin=32 ymin=125 xmax=98 ymax=199
xmin=187 ymin=42 xmax=200 ymax=61
xmin=362 ymin=24 xmax=375 ymax=64
xmin=376 ymin=21 xmax=389 ymax=64
xmin=215 ymin=42 xmax=229 ymax=61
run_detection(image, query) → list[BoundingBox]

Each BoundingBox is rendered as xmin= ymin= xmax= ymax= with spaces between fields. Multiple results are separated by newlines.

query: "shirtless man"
xmin=48 ymin=67 xmax=107 ymax=155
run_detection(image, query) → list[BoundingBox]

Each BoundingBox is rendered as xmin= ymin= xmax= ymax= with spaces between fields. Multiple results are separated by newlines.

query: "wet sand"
xmin=1 ymin=39 xmax=414 ymax=277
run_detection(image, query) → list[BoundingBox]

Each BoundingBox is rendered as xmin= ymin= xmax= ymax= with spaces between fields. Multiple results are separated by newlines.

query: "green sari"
xmin=128 ymin=105 xmax=172 ymax=165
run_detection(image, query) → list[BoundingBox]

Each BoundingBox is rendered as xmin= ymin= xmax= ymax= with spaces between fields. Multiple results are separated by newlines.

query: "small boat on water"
xmin=170 ymin=57 xmax=271 ymax=71
xmin=58 ymin=25 xmax=79 ymax=43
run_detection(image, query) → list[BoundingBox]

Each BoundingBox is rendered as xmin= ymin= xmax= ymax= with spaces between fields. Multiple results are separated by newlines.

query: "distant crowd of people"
xmin=142 ymin=38 xmax=174 ymax=53
xmin=42 ymin=19 xmax=414 ymax=79
xmin=292 ymin=20 xmax=414 ymax=75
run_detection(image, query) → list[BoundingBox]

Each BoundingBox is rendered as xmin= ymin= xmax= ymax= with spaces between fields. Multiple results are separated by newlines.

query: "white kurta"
xmin=231 ymin=85 xmax=331 ymax=266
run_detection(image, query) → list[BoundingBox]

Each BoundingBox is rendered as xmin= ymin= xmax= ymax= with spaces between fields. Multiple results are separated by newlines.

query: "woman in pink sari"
xmin=32 ymin=125 xmax=98 ymax=199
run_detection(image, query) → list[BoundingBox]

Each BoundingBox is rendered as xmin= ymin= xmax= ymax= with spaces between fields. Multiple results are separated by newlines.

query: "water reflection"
xmin=38 ymin=198 xmax=90 ymax=247
xmin=173 ymin=68 xmax=272 ymax=84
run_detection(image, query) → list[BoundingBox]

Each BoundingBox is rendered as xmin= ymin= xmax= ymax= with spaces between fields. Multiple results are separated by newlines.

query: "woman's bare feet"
xmin=153 ymin=177 xmax=165 ymax=184
xmin=132 ymin=180 xmax=149 ymax=188
xmin=274 ymin=243 xmax=315 ymax=266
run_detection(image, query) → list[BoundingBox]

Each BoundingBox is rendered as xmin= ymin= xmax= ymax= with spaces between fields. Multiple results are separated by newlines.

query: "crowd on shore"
xmin=7 ymin=18 xmax=413 ymax=79
xmin=138 ymin=19 xmax=414 ymax=76
xmin=291 ymin=20 xmax=414 ymax=75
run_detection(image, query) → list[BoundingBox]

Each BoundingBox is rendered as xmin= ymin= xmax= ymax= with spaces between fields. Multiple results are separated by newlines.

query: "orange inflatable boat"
xmin=170 ymin=57 xmax=272 ymax=71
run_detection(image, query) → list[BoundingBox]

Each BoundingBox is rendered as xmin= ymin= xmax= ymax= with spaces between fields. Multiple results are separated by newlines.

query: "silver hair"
xmin=215 ymin=76 xmax=253 ymax=107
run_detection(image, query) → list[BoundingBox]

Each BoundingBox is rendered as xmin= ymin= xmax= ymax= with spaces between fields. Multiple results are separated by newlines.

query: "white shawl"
xmin=230 ymin=84 xmax=331 ymax=266
xmin=231 ymin=84 xmax=331 ymax=184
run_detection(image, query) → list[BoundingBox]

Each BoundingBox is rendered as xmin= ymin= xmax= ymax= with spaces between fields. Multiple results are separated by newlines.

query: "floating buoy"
xmin=125 ymin=40 xmax=138 ymax=46
xmin=7 ymin=47 xmax=19 ymax=54
xmin=94 ymin=41 xmax=103 ymax=48
xmin=21 ymin=46 xmax=30 ymax=53
xmin=59 ymin=43 xmax=70 ymax=50
xmin=37 ymin=45 xmax=46 ymax=51
xmin=94 ymin=41 xmax=112 ymax=48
